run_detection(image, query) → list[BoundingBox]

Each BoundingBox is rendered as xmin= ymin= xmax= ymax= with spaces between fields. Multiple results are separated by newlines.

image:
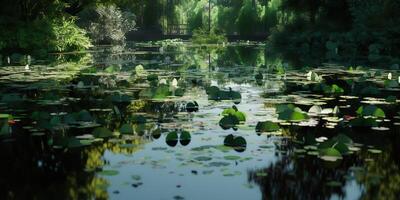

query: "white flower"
xmin=159 ymin=79 xmax=167 ymax=85
xmin=306 ymin=71 xmax=313 ymax=81
xmin=388 ymin=72 xmax=392 ymax=80
xmin=171 ymin=78 xmax=178 ymax=88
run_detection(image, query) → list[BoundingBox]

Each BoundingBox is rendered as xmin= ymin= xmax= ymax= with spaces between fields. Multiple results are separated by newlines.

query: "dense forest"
xmin=0 ymin=0 xmax=399 ymax=65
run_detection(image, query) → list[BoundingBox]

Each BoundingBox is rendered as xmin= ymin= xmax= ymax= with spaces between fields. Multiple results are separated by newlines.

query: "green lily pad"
xmin=223 ymin=155 xmax=241 ymax=160
xmin=233 ymin=136 xmax=247 ymax=148
xmin=277 ymin=104 xmax=308 ymax=121
xmin=194 ymin=156 xmax=212 ymax=161
xmin=222 ymin=107 xmax=246 ymax=122
xmin=180 ymin=131 xmax=191 ymax=141
xmin=166 ymin=131 xmax=178 ymax=147
xmin=334 ymin=142 xmax=350 ymax=154
xmin=77 ymin=110 xmax=92 ymax=122
xmin=92 ymin=127 xmax=113 ymax=138
xmin=255 ymin=121 xmax=280 ymax=132
xmin=319 ymin=148 xmax=343 ymax=161
xmin=120 ymin=124 xmax=134 ymax=135
xmin=208 ymin=162 xmax=230 ymax=167
xmin=356 ymin=105 xmax=385 ymax=118
xmin=224 ymin=134 xmax=235 ymax=146
xmin=219 ymin=115 xmax=239 ymax=129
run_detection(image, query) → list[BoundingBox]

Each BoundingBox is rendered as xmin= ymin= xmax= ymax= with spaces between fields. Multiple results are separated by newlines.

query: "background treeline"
xmin=0 ymin=0 xmax=399 ymax=67
xmin=267 ymin=0 xmax=400 ymax=66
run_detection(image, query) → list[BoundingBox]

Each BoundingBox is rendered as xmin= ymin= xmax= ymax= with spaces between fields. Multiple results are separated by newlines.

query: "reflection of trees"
xmin=248 ymin=152 xmax=350 ymax=200
xmin=0 ymin=129 xmax=152 ymax=199
xmin=249 ymin=125 xmax=400 ymax=200
xmin=0 ymin=141 xmax=108 ymax=199
xmin=358 ymin=145 xmax=400 ymax=200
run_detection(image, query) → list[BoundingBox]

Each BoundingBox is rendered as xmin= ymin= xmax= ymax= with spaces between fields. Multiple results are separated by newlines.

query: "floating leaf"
xmin=92 ymin=127 xmax=113 ymax=138
xmin=308 ymin=105 xmax=322 ymax=115
xmin=166 ymin=131 xmax=178 ymax=147
xmin=206 ymin=86 xmax=241 ymax=102
xmin=219 ymin=115 xmax=239 ymax=130
xmin=223 ymin=155 xmax=241 ymax=160
xmin=319 ymin=148 xmax=343 ymax=161
xmin=277 ymin=104 xmax=308 ymax=121
xmin=77 ymin=110 xmax=92 ymax=122
xmin=194 ymin=156 xmax=212 ymax=161
xmin=120 ymin=124 xmax=134 ymax=135
xmin=179 ymin=131 xmax=191 ymax=146
xmin=221 ymin=106 xmax=246 ymax=122
xmin=333 ymin=142 xmax=349 ymax=154
xmin=255 ymin=121 xmax=280 ymax=132
xmin=208 ymin=162 xmax=230 ymax=167
xmin=356 ymin=105 xmax=385 ymax=118
xmin=224 ymin=134 xmax=235 ymax=146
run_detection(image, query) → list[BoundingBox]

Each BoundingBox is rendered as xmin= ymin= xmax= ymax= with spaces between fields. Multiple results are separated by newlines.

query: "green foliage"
xmin=356 ymin=105 xmax=386 ymax=118
xmin=219 ymin=105 xmax=246 ymax=129
xmin=166 ymin=131 xmax=178 ymax=142
xmin=266 ymin=0 xmax=400 ymax=67
xmin=221 ymin=106 xmax=246 ymax=122
xmin=205 ymin=86 xmax=241 ymax=102
xmin=120 ymin=124 xmax=134 ymax=135
xmin=51 ymin=17 xmax=92 ymax=52
xmin=77 ymin=4 xmax=136 ymax=44
xmin=92 ymin=127 xmax=113 ymax=138
xmin=276 ymin=104 xmax=309 ymax=121
xmin=255 ymin=121 xmax=280 ymax=132
xmin=0 ymin=16 xmax=91 ymax=58
xmin=236 ymin=0 xmax=259 ymax=35
xmin=224 ymin=134 xmax=247 ymax=149
xmin=191 ymin=28 xmax=227 ymax=44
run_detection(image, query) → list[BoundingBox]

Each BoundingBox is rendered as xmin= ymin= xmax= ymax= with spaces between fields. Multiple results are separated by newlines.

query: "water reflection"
xmin=0 ymin=42 xmax=399 ymax=199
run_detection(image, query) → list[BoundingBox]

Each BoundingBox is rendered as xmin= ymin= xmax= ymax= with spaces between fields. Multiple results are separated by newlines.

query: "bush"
xmin=77 ymin=4 xmax=136 ymax=44
xmin=0 ymin=16 xmax=91 ymax=58
xmin=50 ymin=17 xmax=92 ymax=52
xmin=191 ymin=28 xmax=227 ymax=44
xmin=236 ymin=0 xmax=259 ymax=35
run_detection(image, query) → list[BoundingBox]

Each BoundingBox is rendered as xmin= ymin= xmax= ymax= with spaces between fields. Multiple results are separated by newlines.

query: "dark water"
xmin=0 ymin=42 xmax=400 ymax=200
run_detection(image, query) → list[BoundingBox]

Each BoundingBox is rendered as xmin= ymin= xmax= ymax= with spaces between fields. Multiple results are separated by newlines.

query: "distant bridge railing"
xmin=165 ymin=24 xmax=189 ymax=35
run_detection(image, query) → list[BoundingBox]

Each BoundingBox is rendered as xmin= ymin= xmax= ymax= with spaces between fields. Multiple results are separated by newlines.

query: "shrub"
xmin=0 ymin=16 xmax=91 ymax=58
xmin=191 ymin=28 xmax=227 ymax=44
xmin=77 ymin=4 xmax=136 ymax=44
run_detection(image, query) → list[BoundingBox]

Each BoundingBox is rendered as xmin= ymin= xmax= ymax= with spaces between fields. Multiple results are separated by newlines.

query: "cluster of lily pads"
xmin=219 ymin=105 xmax=246 ymax=130
xmin=206 ymin=86 xmax=241 ymax=103
xmin=165 ymin=130 xmax=191 ymax=147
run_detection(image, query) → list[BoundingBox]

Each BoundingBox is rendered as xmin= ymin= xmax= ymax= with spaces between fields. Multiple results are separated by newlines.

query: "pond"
xmin=0 ymin=41 xmax=400 ymax=200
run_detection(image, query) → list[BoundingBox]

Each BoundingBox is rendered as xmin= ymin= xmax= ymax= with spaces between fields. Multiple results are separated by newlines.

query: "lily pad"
xmin=120 ymin=124 xmax=134 ymax=135
xmin=255 ymin=121 xmax=280 ymax=132
xmin=92 ymin=127 xmax=113 ymax=138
